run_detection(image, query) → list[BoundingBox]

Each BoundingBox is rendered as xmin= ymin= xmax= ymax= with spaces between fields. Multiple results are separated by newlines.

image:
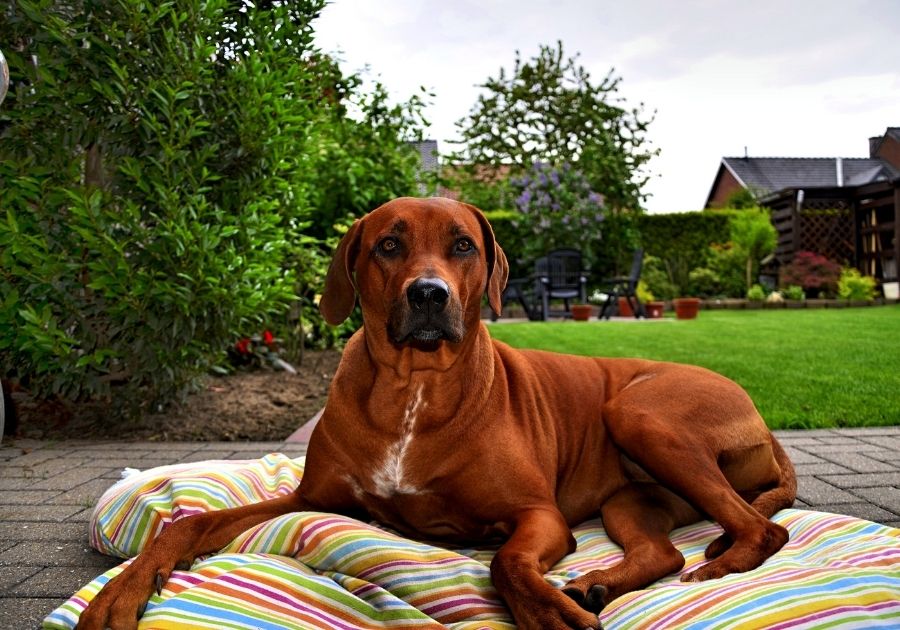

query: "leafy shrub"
xmin=729 ymin=207 xmax=777 ymax=293
xmin=687 ymin=268 xmax=721 ymax=298
xmin=636 ymin=281 xmax=655 ymax=303
xmin=706 ymin=243 xmax=747 ymax=298
xmin=636 ymin=210 xmax=735 ymax=295
xmin=783 ymin=285 xmax=806 ymax=301
xmin=0 ymin=0 xmax=422 ymax=416
xmin=837 ymin=269 xmax=877 ymax=301
xmin=747 ymin=284 xmax=767 ymax=301
xmin=779 ymin=252 xmax=842 ymax=298
xmin=641 ymin=255 xmax=679 ymax=301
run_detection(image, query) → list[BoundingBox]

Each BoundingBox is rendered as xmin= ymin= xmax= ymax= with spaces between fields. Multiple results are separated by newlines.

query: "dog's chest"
xmin=356 ymin=383 xmax=427 ymax=499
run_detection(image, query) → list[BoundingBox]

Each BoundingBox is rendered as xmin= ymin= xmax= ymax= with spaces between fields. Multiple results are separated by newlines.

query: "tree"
xmin=730 ymin=208 xmax=777 ymax=293
xmin=446 ymin=41 xmax=656 ymax=213
xmin=0 ymin=0 xmax=424 ymax=416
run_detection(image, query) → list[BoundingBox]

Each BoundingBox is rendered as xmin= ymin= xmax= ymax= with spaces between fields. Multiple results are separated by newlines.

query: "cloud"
xmin=313 ymin=0 xmax=900 ymax=212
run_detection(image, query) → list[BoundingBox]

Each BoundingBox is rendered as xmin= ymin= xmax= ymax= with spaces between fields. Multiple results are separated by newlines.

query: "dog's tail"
xmin=751 ymin=433 xmax=798 ymax=518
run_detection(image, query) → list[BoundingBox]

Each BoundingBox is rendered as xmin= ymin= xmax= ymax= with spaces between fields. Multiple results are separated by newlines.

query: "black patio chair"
xmin=598 ymin=249 xmax=645 ymax=319
xmin=535 ymin=249 xmax=588 ymax=321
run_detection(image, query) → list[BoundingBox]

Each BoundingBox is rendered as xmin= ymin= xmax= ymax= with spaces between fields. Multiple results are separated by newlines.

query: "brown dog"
xmin=77 ymin=197 xmax=796 ymax=630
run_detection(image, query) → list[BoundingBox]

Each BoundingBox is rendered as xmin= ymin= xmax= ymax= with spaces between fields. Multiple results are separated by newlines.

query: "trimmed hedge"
xmin=636 ymin=210 xmax=738 ymax=293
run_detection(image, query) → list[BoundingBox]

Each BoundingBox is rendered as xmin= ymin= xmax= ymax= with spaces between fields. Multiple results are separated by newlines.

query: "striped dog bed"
xmin=46 ymin=454 xmax=900 ymax=629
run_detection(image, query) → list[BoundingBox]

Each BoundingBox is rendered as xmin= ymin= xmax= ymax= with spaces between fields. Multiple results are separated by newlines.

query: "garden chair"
xmin=598 ymin=248 xmax=645 ymax=319
xmin=535 ymin=249 xmax=588 ymax=320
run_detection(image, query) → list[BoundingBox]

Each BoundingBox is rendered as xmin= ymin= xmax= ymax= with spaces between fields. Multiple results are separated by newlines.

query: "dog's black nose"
xmin=407 ymin=278 xmax=450 ymax=312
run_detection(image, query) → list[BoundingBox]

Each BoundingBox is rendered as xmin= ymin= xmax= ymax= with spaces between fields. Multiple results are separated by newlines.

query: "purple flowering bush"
xmin=510 ymin=162 xmax=606 ymax=266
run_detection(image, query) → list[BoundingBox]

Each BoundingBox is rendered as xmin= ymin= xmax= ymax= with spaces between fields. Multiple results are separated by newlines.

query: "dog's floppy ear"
xmin=319 ymin=219 xmax=363 ymax=325
xmin=465 ymin=203 xmax=509 ymax=316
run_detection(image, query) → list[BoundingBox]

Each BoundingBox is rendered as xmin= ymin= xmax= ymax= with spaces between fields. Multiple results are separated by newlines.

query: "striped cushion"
xmin=45 ymin=454 xmax=900 ymax=629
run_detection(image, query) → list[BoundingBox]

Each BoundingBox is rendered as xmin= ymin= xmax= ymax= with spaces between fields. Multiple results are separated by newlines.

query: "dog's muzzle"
xmin=389 ymin=277 xmax=463 ymax=344
xmin=407 ymin=278 xmax=450 ymax=315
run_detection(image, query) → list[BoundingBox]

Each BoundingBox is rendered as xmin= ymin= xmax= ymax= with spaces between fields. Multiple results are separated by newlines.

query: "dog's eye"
xmin=455 ymin=238 xmax=475 ymax=254
xmin=378 ymin=237 xmax=400 ymax=255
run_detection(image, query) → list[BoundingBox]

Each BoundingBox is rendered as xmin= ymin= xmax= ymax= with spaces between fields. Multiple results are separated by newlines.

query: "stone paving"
xmin=1 ymin=427 xmax=899 ymax=629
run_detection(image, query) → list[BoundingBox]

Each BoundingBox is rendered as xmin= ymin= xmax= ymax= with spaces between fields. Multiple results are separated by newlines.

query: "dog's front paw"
xmin=509 ymin=587 xmax=602 ymax=630
xmin=75 ymin=557 xmax=174 ymax=630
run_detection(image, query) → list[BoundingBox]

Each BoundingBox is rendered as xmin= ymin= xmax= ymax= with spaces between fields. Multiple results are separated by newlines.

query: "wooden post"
xmin=893 ymin=183 xmax=900 ymax=281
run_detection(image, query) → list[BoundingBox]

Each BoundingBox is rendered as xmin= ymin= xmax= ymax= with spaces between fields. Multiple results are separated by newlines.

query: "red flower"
xmin=262 ymin=330 xmax=275 ymax=346
xmin=235 ymin=338 xmax=252 ymax=355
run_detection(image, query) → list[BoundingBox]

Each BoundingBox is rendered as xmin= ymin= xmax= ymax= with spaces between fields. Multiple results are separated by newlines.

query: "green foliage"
xmin=837 ymin=268 xmax=877 ymax=301
xmin=0 ymin=0 xmax=423 ymax=416
xmin=687 ymin=268 xmax=721 ymax=298
xmin=641 ymin=255 xmax=678 ymax=301
xmin=446 ymin=41 xmax=656 ymax=213
xmin=635 ymin=208 xmax=776 ymax=299
xmin=746 ymin=284 xmax=767 ymax=301
xmin=705 ymin=244 xmax=746 ymax=298
xmin=635 ymin=211 xmax=735 ymax=295
xmin=635 ymin=281 xmax=654 ymax=303
xmin=723 ymin=187 xmax=758 ymax=209
xmin=783 ymin=285 xmax=806 ymax=301
xmin=729 ymin=207 xmax=777 ymax=293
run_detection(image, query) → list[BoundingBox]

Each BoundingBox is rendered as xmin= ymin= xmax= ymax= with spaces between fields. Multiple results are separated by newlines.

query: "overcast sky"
xmin=314 ymin=0 xmax=900 ymax=213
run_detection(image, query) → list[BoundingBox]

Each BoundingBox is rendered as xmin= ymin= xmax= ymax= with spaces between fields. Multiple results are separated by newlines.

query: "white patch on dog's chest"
xmin=370 ymin=383 xmax=426 ymax=498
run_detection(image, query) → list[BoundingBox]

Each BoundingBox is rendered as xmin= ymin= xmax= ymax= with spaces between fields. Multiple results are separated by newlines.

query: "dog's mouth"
xmin=387 ymin=277 xmax=467 ymax=347
xmin=388 ymin=308 xmax=465 ymax=346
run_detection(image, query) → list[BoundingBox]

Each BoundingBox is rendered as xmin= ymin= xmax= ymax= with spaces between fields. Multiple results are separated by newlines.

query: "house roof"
xmin=721 ymin=156 xmax=899 ymax=198
xmin=871 ymin=127 xmax=900 ymax=155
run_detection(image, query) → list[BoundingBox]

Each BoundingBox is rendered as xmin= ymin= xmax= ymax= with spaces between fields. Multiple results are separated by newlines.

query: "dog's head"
xmin=319 ymin=197 xmax=509 ymax=347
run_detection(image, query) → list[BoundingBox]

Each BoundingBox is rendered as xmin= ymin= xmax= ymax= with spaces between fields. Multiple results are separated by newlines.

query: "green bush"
xmin=706 ymin=244 xmax=747 ymax=298
xmin=641 ymin=255 xmax=679 ymax=300
xmin=747 ymin=284 xmax=767 ymax=301
xmin=0 ymin=0 xmax=423 ymax=416
xmin=636 ymin=210 xmax=735 ymax=295
xmin=687 ymin=268 xmax=721 ymax=298
xmin=837 ymin=268 xmax=877 ymax=301
xmin=783 ymin=285 xmax=806 ymax=301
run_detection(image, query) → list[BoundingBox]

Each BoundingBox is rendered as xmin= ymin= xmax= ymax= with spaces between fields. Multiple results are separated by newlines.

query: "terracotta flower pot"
xmin=673 ymin=297 xmax=700 ymax=320
xmin=570 ymin=304 xmax=592 ymax=321
xmin=645 ymin=301 xmax=664 ymax=319
xmin=617 ymin=297 xmax=634 ymax=317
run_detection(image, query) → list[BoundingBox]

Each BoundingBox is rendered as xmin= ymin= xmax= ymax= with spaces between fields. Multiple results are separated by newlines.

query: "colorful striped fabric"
xmin=45 ymin=454 xmax=900 ymax=629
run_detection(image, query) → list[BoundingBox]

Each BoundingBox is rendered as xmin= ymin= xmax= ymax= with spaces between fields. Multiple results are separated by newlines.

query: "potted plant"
xmin=637 ymin=282 xmax=663 ymax=318
xmin=673 ymin=297 xmax=700 ymax=320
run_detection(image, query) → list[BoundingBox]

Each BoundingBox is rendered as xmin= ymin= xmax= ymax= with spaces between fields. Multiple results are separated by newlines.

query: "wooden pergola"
xmin=762 ymin=179 xmax=900 ymax=284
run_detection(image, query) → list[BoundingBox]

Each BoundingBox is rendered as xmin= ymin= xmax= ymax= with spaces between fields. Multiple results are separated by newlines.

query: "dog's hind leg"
xmin=705 ymin=434 xmax=797 ymax=559
xmin=562 ymin=482 xmax=696 ymax=612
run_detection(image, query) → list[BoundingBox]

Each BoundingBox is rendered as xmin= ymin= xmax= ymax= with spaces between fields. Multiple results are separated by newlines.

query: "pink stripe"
xmin=423 ymin=596 xmax=497 ymax=614
xmin=299 ymin=516 xmax=354 ymax=548
xmin=218 ymin=574 xmax=364 ymax=630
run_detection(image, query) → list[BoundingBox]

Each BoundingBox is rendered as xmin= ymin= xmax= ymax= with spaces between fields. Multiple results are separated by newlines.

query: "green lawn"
xmin=486 ymin=305 xmax=900 ymax=429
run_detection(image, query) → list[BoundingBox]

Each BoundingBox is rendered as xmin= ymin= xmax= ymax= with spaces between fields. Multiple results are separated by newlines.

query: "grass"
xmin=486 ymin=305 xmax=900 ymax=430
